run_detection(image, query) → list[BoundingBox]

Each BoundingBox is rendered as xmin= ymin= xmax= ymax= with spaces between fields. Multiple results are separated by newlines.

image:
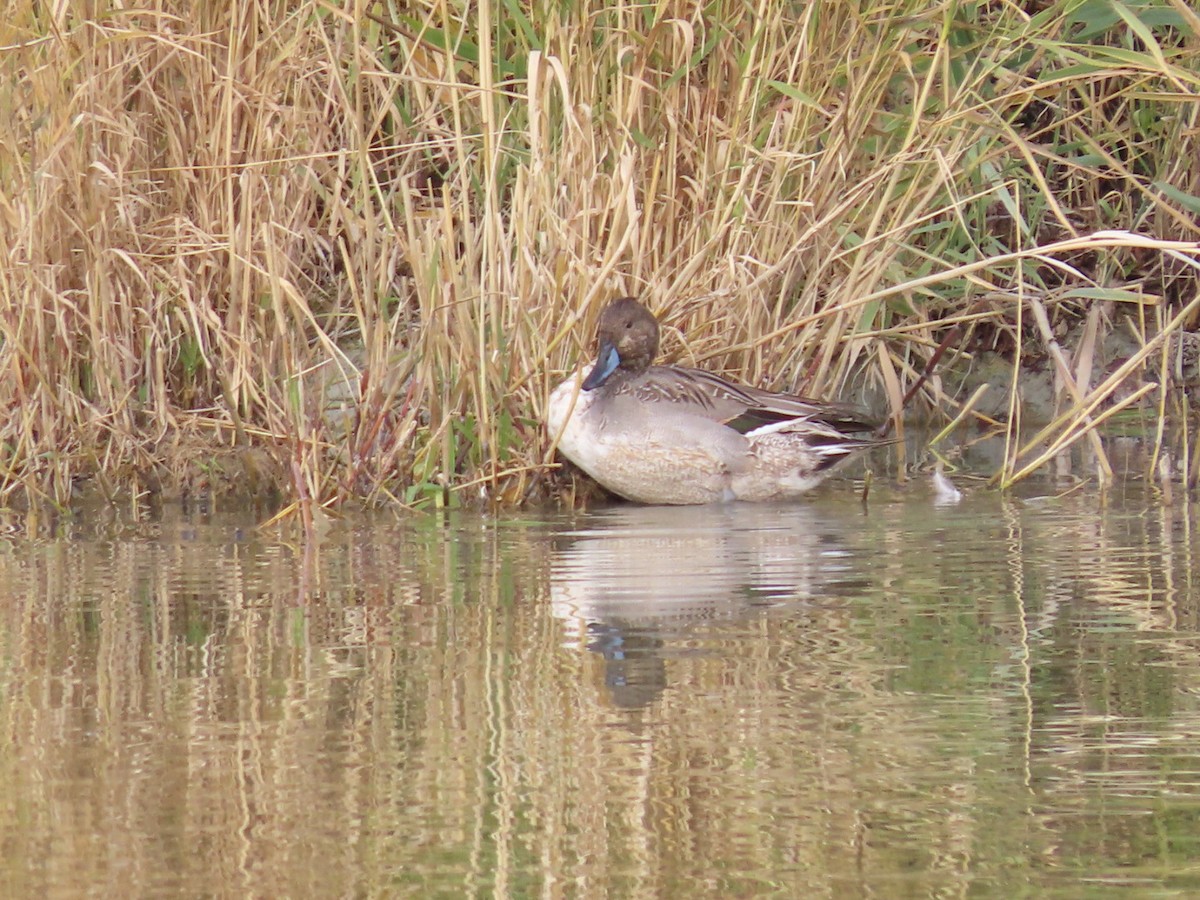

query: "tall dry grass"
xmin=3 ymin=0 xmax=1200 ymax=510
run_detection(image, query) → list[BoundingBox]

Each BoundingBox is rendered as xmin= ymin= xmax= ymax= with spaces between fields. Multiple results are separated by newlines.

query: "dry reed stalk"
xmin=0 ymin=1 xmax=1198 ymax=509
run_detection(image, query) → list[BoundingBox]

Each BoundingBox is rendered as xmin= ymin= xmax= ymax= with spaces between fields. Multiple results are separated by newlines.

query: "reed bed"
xmin=3 ymin=0 xmax=1200 ymax=510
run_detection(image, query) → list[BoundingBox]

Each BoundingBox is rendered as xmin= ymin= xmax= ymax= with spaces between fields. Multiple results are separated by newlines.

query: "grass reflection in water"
xmin=0 ymin=488 xmax=1199 ymax=895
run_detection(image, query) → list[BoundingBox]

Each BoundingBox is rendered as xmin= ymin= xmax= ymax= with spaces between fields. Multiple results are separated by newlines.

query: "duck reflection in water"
xmin=550 ymin=503 xmax=863 ymax=710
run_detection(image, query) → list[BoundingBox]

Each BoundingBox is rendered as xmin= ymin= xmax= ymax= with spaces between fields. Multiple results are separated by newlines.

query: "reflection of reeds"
xmin=2 ymin=497 xmax=1200 ymax=891
xmin=4 ymin=5 xmax=1200 ymax=507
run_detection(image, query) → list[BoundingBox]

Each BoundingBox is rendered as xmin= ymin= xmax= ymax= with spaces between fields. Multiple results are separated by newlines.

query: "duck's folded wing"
xmin=628 ymin=366 xmax=878 ymax=436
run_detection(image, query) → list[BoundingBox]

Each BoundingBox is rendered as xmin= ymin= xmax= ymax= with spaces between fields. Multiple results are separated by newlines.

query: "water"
xmin=2 ymin=482 xmax=1200 ymax=897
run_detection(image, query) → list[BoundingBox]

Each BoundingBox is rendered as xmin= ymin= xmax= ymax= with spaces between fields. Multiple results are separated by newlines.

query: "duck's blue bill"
xmin=582 ymin=339 xmax=620 ymax=390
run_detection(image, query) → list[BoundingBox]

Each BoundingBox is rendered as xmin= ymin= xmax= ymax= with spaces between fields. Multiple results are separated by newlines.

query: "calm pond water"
xmin=3 ymin=477 xmax=1200 ymax=897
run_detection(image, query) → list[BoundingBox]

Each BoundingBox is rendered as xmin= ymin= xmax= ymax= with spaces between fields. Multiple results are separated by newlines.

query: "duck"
xmin=546 ymin=297 xmax=888 ymax=505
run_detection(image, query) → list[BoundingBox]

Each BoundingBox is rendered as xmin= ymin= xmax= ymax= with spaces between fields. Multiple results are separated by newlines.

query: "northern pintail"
xmin=546 ymin=297 xmax=887 ymax=504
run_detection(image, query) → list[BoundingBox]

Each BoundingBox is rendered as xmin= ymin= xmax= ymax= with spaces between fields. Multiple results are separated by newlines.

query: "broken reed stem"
xmin=876 ymin=298 xmax=990 ymax=439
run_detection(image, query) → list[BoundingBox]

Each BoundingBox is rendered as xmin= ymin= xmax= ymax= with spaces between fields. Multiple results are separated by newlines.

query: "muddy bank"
xmin=899 ymin=323 xmax=1198 ymax=425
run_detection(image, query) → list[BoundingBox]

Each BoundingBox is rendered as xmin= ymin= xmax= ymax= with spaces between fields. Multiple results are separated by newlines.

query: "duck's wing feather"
xmin=619 ymin=366 xmax=878 ymax=436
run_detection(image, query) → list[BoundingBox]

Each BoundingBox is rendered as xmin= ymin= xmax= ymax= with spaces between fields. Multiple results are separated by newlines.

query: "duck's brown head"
xmin=582 ymin=297 xmax=661 ymax=390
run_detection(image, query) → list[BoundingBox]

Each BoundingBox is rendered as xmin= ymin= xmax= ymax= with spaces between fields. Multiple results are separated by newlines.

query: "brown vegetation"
xmin=4 ymin=0 xmax=1200 ymax=510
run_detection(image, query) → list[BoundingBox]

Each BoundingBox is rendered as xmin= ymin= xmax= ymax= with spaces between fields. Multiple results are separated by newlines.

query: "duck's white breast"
xmin=546 ymin=374 xmax=603 ymax=471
